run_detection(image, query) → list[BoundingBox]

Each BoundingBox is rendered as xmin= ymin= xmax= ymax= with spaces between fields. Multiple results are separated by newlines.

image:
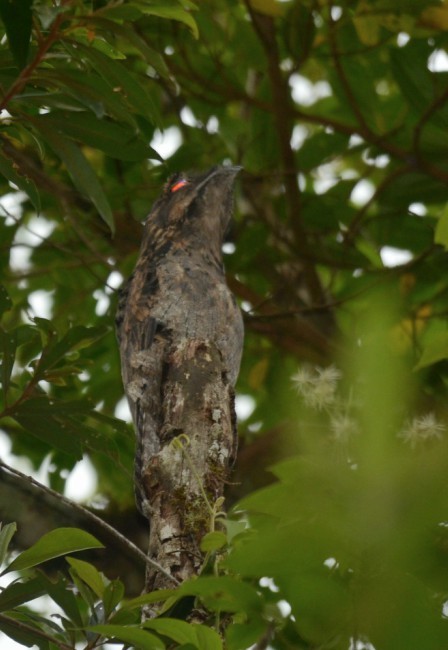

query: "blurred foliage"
xmin=1 ymin=0 xmax=448 ymax=648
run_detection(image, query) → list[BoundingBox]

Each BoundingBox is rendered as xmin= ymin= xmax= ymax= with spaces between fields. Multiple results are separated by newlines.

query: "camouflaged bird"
xmin=116 ymin=166 xmax=244 ymax=521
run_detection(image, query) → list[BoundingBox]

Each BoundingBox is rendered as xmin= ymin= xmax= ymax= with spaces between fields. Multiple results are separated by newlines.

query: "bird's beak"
xmin=195 ymin=165 xmax=242 ymax=193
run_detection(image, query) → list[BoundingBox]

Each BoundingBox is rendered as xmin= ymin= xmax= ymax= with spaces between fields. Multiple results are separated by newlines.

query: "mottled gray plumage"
xmin=116 ymin=166 xmax=244 ymax=518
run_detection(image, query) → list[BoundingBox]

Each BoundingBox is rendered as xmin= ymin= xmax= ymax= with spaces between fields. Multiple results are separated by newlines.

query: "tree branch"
xmin=243 ymin=2 xmax=329 ymax=309
xmin=0 ymin=461 xmax=179 ymax=586
xmin=0 ymin=613 xmax=73 ymax=650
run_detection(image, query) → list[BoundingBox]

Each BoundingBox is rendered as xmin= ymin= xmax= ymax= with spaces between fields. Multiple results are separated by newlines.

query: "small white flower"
xmin=291 ymin=366 xmax=315 ymax=394
xmin=304 ymin=380 xmax=338 ymax=410
xmin=398 ymin=412 xmax=445 ymax=448
xmin=330 ymin=413 xmax=358 ymax=442
xmin=291 ymin=364 xmax=342 ymax=411
xmin=317 ymin=366 xmax=342 ymax=384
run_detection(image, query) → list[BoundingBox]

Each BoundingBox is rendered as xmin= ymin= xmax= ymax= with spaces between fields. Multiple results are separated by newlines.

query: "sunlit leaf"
xmin=120 ymin=589 xmax=176 ymax=611
xmin=66 ymin=557 xmax=106 ymax=599
xmin=415 ymin=332 xmax=448 ymax=370
xmin=247 ymin=0 xmax=284 ymax=17
xmin=434 ymin=208 xmax=448 ymax=250
xmin=136 ymin=3 xmax=199 ymax=39
xmin=200 ymin=530 xmax=227 ymax=552
xmin=0 ymin=522 xmax=16 ymax=567
xmin=2 ymin=528 xmax=104 ymax=574
xmin=88 ymin=624 xmax=165 ymax=649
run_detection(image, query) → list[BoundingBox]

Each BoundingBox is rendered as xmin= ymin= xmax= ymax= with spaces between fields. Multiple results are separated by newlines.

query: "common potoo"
xmin=116 ymin=166 xmax=244 ymax=522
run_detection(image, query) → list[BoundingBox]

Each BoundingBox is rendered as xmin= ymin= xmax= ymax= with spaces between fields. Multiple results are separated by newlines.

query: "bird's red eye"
xmin=170 ymin=179 xmax=188 ymax=193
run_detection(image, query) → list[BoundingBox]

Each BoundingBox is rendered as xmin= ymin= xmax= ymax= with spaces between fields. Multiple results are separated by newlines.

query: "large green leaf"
xmin=119 ymin=589 xmax=177 ymax=611
xmin=70 ymin=43 xmax=162 ymax=128
xmin=81 ymin=16 xmax=171 ymax=79
xmin=0 ymin=576 xmax=47 ymax=612
xmin=30 ymin=123 xmax=114 ymax=232
xmin=178 ymin=576 xmax=262 ymax=615
xmin=414 ymin=331 xmax=448 ymax=370
xmin=0 ymin=0 xmax=32 ymax=68
xmin=391 ymin=40 xmax=448 ymax=128
xmin=2 ymin=528 xmax=104 ymax=575
xmin=35 ymin=67 xmax=138 ymax=125
xmin=36 ymin=112 xmax=160 ymax=162
xmin=144 ymin=618 xmax=222 ymax=649
xmin=10 ymin=397 xmax=86 ymax=456
xmin=66 ymin=557 xmax=105 ymax=599
xmin=87 ymin=624 xmax=165 ymax=649
xmin=36 ymin=325 xmax=108 ymax=375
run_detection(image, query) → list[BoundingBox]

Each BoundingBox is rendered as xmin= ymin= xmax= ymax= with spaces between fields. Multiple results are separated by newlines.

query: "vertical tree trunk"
xmin=144 ymin=338 xmax=237 ymax=595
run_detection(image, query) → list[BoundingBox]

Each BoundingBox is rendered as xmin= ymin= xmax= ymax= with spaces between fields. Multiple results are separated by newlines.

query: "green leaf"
xmin=32 ymin=123 xmax=114 ymax=232
xmin=71 ymin=43 xmax=162 ymax=128
xmin=135 ymin=3 xmax=199 ymax=39
xmin=120 ymin=589 xmax=177 ymax=611
xmin=391 ymin=41 xmax=448 ymax=128
xmin=144 ymin=619 xmax=222 ymax=649
xmin=298 ymin=132 xmax=349 ymax=172
xmin=434 ymin=208 xmax=448 ymax=250
xmin=0 ymin=576 xmax=47 ymax=612
xmin=0 ymin=522 xmax=16 ymax=567
xmin=0 ymin=147 xmax=41 ymax=211
xmin=200 ymin=531 xmax=227 ymax=552
xmin=0 ymin=612 xmax=47 ymax=648
xmin=248 ymin=0 xmax=284 ymax=17
xmin=36 ymin=325 xmax=108 ymax=375
xmin=66 ymin=557 xmax=105 ymax=599
xmin=194 ymin=625 xmax=223 ymax=650
xmin=36 ymin=112 xmax=160 ymax=162
xmin=36 ymin=67 xmax=134 ymax=123
xmin=103 ymin=579 xmax=125 ymax=616
xmin=178 ymin=576 xmax=263 ymax=614
xmin=415 ymin=332 xmax=448 ymax=370
xmin=143 ymin=619 xmax=198 ymax=645
xmin=0 ymin=0 xmax=32 ymax=69
xmin=87 ymin=624 xmax=165 ymax=649
xmin=0 ymin=285 xmax=12 ymax=318
xmin=226 ymin=620 xmax=267 ymax=650
xmin=11 ymin=397 xmax=84 ymax=457
xmin=2 ymin=528 xmax=104 ymax=575
xmin=282 ymin=2 xmax=316 ymax=63
xmin=0 ymin=326 xmax=17 ymax=400
xmin=44 ymin=575 xmax=84 ymax=627
xmin=78 ymin=17 xmax=171 ymax=79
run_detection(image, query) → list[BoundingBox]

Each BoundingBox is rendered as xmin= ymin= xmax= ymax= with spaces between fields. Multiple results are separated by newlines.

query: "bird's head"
xmin=143 ymin=165 xmax=241 ymax=260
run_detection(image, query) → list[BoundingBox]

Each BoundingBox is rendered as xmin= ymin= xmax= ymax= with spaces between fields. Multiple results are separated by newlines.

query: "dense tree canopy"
xmin=1 ymin=0 xmax=448 ymax=648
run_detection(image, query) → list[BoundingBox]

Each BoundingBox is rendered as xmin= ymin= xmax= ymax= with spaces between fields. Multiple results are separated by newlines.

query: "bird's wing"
xmin=117 ymin=282 xmax=169 ymax=515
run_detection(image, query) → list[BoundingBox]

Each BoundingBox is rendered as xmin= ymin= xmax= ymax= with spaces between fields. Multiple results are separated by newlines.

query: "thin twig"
xmin=0 ymin=461 xmax=180 ymax=585
xmin=0 ymin=613 xmax=73 ymax=650
xmin=413 ymin=85 xmax=448 ymax=158
xmin=0 ymin=10 xmax=66 ymax=112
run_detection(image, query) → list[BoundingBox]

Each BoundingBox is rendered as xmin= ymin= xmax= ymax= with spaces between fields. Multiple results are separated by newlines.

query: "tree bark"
xmin=144 ymin=338 xmax=237 ymax=596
